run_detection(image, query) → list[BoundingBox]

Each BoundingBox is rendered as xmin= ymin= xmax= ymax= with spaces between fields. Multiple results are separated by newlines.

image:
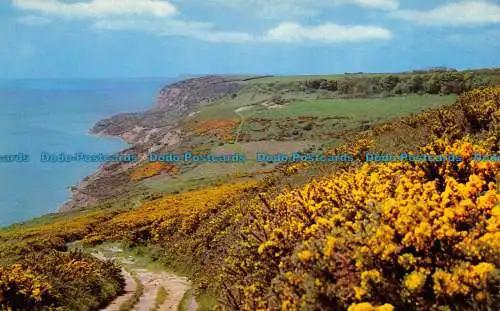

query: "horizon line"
xmin=1 ymin=67 xmax=499 ymax=80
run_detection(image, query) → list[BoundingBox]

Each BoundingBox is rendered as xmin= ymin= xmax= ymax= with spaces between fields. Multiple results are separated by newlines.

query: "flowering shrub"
xmin=0 ymin=209 xmax=123 ymax=310
xmin=82 ymin=181 xmax=258 ymax=246
xmin=456 ymin=86 xmax=500 ymax=134
xmin=220 ymin=137 xmax=499 ymax=310
xmin=0 ymin=264 xmax=56 ymax=310
xmin=218 ymin=87 xmax=500 ymax=310
xmin=21 ymin=250 xmax=124 ymax=311
xmin=190 ymin=119 xmax=240 ymax=142
xmin=0 ymin=250 xmax=124 ymax=310
xmin=400 ymin=86 xmax=500 ymax=141
xmin=130 ymin=162 xmax=177 ymax=181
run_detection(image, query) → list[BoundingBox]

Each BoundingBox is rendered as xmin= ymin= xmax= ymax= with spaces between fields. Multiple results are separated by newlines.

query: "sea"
xmin=0 ymin=77 xmax=175 ymax=227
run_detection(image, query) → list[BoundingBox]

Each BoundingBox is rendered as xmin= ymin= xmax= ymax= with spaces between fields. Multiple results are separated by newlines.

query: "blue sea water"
xmin=0 ymin=78 xmax=174 ymax=227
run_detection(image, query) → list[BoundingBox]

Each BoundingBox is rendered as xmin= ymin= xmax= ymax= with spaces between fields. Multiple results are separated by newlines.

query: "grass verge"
xmin=118 ymin=270 xmax=144 ymax=311
xmin=149 ymin=286 xmax=168 ymax=311
xmin=177 ymin=288 xmax=194 ymax=311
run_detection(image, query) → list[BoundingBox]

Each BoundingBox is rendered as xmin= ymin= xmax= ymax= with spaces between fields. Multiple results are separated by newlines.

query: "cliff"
xmin=61 ymin=75 xmax=248 ymax=211
xmin=90 ymin=76 xmax=244 ymax=145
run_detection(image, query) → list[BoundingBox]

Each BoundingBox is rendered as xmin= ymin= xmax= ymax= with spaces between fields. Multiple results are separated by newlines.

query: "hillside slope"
xmin=1 ymin=85 xmax=499 ymax=310
xmin=2 ymin=71 xmax=498 ymax=311
xmin=62 ymin=69 xmax=500 ymax=212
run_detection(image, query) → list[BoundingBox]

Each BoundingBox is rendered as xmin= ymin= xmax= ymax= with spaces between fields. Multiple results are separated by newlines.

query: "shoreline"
xmin=6 ymin=75 xmax=250 ymax=219
xmin=57 ymin=124 xmax=140 ymax=213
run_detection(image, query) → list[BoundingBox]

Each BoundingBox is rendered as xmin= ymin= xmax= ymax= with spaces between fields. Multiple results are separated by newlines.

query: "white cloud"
xmin=11 ymin=0 xmax=393 ymax=45
xmin=94 ymin=19 xmax=391 ymax=44
xmin=12 ymin=0 xmax=177 ymax=18
xmin=264 ymin=22 xmax=392 ymax=43
xmin=17 ymin=15 xmax=52 ymax=26
xmin=202 ymin=31 xmax=255 ymax=43
xmin=393 ymin=1 xmax=500 ymax=26
xmin=254 ymin=1 xmax=319 ymax=18
xmin=170 ymin=0 xmax=320 ymax=18
xmin=93 ymin=19 xmax=255 ymax=43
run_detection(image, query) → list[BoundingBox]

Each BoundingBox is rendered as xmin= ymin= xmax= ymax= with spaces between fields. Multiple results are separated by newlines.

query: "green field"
xmin=195 ymin=94 xmax=457 ymax=129
xmin=245 ymin=94 xmax=457 ymax=119
xmin=229 ymin=94 xmax=456 ymax=143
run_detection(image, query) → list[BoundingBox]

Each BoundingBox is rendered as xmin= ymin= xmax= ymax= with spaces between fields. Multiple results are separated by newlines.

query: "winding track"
xmin=92 ymin=250 xmax=198 ymax=311
xmin=100 ymin=268 xmax=137 ymax=311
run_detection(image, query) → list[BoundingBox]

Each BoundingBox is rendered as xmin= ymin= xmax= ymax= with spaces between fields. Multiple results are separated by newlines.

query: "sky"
xmin=0 ymin=0 xmax=499 ymax=78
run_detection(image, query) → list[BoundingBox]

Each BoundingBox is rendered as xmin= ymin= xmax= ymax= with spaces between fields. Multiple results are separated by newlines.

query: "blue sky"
xmin=1 ymin=0 xmax=499 ymax=78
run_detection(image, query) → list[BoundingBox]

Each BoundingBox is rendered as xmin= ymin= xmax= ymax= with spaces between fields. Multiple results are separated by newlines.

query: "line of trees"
xmin=303 ymin=71 xmax=496 ymax=97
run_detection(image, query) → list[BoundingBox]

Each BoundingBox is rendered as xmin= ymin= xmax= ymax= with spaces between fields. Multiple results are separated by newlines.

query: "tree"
xmin=394 ymin=80 xmax=411 ymax=95
xmin=352 ymin=78 xmax=372 ymax=96
xmin=440 ymin=72 xmax=465 ymax=94
xmin=271 ymin=95 xmax=285 ymax=105
xmin=424 ymin=74 xmax=442 ymax=94
xmin=318 ymin=79 xmax=329 ymax=90
xmin=305 ymin=80 xmax=321 ymax=89
xmin=379 ymin=75 xmax=400 ymax=93
xmin=408 ymin=75 xmax=425 ymax=93
xmin=338 ymin=79 xmax=355 ymax=94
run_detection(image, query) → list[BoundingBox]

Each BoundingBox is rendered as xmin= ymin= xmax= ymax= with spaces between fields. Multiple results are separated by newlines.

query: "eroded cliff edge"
xmin=91 ymin=76 xmax=244 ymax=145
xmin=60 ymin=75 xmax=251 ymax=211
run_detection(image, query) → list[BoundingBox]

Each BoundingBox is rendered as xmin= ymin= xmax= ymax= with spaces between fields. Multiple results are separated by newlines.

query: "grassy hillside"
xmin=0 ymin=72 xmax=499 ymax=310
xmin=59 ymin=68 xmax=500 ymax=207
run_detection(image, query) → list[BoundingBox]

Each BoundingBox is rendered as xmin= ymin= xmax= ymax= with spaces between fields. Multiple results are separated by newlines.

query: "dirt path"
xmin=101 ymin=268 xmax=137 ymax=311
xmin=155 ymin=273 xmax=192 ymax=311
xmin=93 ymin=249 xmax=198 ymax=311
xmin=233 ymin=109 xmax=246 ymax=144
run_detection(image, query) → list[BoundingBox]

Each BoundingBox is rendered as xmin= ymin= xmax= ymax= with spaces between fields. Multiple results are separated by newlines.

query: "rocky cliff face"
xmin=61 ymin=76 xmax=246 ymax=211
xmin=91 ymin=76 xmax=244 ymax=145
xmin=154 ymin=75 xmax=242 ymax=111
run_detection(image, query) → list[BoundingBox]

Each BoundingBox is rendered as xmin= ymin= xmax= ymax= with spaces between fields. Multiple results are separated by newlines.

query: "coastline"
xmin=0 ymin=130 xmax=131 ymax=228
xmin=58 ymin=75 xmax=248 ymax=212
xmin=0 ymin=78 xmax=172 ymax=226
xmin=58 ymin=127 xmax=138 ymax=212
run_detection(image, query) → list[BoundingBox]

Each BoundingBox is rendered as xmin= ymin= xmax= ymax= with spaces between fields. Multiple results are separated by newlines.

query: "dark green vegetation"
xmin=247 ymin=67 xmax=500 ymax=95
xmin=1 ymin=68 xmax=500 ymax=310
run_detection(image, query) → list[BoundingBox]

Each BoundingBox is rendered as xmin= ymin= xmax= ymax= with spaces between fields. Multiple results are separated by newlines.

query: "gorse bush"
xmin=220 ymin=140 xmax=500 ymax=310
xmin=456 ymin=86 xmax=500 ymax=136
xmin=0 ymin=210 xmax=124 ymax=310
xmin=190 ymin=119 xmax=240 ymax=143
xmin=21 ymin=250 xmax=124 ymax=311
xmin=0 ymin=250 xmax=123 ymax=311
xmin=397 ymin=86 xmax=500 ymax=141
xmin=218 ymin=87 xmax=500 ymax=310
xmin=0 ymin=264 xmax=57 ymax=310
xmin=130 ymin=162 xmax=177 ymax=181
xmin=82 ymin=181 xmax=258 ymax=247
